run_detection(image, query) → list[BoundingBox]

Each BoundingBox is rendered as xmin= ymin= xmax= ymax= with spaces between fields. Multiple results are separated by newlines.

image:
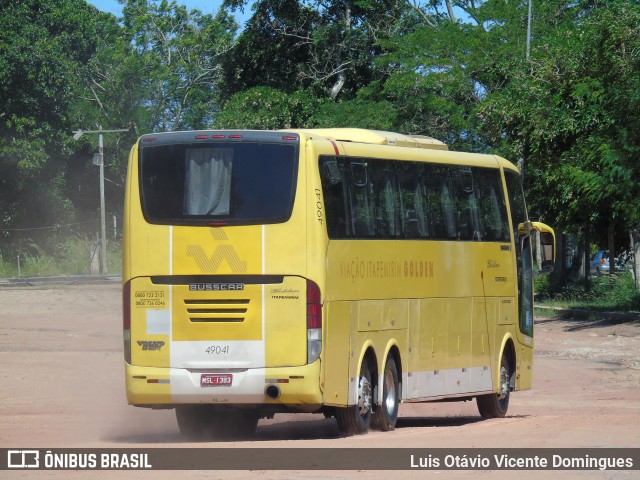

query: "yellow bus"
xmin=123 ymin=128 xmax=555 ymax=438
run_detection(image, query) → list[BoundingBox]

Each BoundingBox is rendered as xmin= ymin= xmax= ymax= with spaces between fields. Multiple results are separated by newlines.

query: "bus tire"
xmin=206 ymin=409 xmax=259 ymax=439
xmin=176 ymin=406 xmax=259 ymax=440
xmin=336 ymin=358 xmax=373 ymax=435
xmin=476 ymin=352 xmax=511 ymax=418
xmin=372 ymin=356 xmax=400 ymax=431
xmin=175 ymin=405 xmax=210 ymax=441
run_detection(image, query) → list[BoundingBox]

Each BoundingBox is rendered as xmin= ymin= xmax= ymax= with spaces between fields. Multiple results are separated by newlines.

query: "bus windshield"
xmin=139 ymin=142 xmax=298 ymax=225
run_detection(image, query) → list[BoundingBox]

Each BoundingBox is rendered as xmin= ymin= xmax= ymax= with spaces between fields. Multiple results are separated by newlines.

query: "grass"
xmin=0 ymin=237 xmax=122 ymax=277
xmin=535 ymin=271 xmax=640 ymax=313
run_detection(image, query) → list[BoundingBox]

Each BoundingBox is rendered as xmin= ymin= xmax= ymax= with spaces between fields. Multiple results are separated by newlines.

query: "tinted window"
xmin=373 ymin=161 xmax=401 ymax=238
xmin=140 ymin=142 xmax=298 ymax=225
xmin=504 ymin=169 xmax=527 ymax=233
xmin=320 ymin=156 xmax=510 ymax=243
xmin=504 ymin=169 xmax=534 ymax=338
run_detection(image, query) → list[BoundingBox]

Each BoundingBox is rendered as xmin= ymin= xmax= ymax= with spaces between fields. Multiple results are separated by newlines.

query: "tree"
xmin=214 ymin=86 xmax=325 ymax=128
xmin=476 ymin=0 xmax=640 ymax=273
xmin=69 ymin=0 xmax=238 ymax=223
xmin=120 ymin=0 xmax=237 ymax=132
xmin=223 ymin=0 xmax=408 ymax=100
xmin=0 ymin=0 xmax=102 ymax=245
xmin=219 ymin=0 xmax=319 ymax=101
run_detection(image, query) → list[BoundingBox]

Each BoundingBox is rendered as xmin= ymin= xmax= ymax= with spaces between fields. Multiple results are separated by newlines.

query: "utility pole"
xmin=72 ymin=126 xmax=130 ymax=274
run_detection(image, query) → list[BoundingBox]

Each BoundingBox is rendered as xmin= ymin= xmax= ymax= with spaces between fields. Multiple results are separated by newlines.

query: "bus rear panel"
xmin=124 ymin=131 xmax=324 ymax=411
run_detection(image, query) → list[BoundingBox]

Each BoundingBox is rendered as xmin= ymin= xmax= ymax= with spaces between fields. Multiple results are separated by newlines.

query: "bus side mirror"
xmin=531 ymin=221 xmax=555 ymax=274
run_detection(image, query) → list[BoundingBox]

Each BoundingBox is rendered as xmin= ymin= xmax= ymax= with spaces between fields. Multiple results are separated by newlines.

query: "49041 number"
xmin=205 ymin=345 xmax=230 ymax=355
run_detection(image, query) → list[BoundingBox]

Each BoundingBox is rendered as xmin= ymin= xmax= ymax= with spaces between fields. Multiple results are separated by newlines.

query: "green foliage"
xmin=536 ymin=272 xmax=640 ymax=311
xmin=220 ymin=0 xmax=319 ymax=100
xmin=222 ymin=0 xmax=408 ymax=100
xmin=309 ymin=98 xmax=397 ymax=130
xmin=476 ymin=0 xmax=640 ymax=232
xmin=119 ymin=0 xmax=237 ymax=132
xmin=0 ymin=0 xmax=237 ymax=255
xmin=0 ymin=236 xmax=122 ymax=277
xmin=215 ymin=87 xmax=326 ymax=128
xmin=0 ymin=0 xmax=101 ymax=233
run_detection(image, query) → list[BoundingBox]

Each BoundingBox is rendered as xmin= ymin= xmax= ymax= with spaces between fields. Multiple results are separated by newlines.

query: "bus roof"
xmin=289 ymin=128 xmax=449 ymax=151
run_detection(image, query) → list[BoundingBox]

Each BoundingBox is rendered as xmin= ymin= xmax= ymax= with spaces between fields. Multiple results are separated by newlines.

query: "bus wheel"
xmin=176 ymin=406 xmax=259 ymax=440
xmin=476 ymin=353 xmax=511 ymax=418
xmin=175 ymin=405 xmax=211 ymax=441
xmin=372 ymin=357 xmax=400 ymax=431
xmin=226 ymin=410 xmax=259 ymax=437
xmin=336 ymin=358 xmax=373 ymax=435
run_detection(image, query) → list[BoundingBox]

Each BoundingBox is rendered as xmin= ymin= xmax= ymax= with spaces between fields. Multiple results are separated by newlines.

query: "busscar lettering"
xmin=189 ymin=283 xmax=244 ymax=291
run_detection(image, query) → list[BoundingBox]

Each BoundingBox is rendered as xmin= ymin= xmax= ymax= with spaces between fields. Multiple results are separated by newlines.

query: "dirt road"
xmin=0 ymin=284 xmax=638 ymax=478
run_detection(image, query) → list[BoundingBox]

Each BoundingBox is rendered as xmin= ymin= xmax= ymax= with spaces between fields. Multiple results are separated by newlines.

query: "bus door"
xmin=504 ymin=170 xmax=534 ymax=389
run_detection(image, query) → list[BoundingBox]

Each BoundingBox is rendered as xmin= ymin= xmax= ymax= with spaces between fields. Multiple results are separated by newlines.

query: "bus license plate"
xmin=201 ymin=373 xmax=232 ymax=387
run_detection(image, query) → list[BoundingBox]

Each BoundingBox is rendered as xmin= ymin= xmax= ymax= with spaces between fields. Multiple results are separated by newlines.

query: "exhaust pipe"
xmin=265 ymin=384 xmax=281 ymax=400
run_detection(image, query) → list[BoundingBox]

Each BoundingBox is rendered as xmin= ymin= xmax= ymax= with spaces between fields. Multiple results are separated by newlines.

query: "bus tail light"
xmin=307 ymin=280 xmax=322 ymax=364
xmin=123 ymin=281 xmax=131 ymax=364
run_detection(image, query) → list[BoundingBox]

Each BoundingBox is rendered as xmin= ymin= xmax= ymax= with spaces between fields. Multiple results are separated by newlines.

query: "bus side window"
xmin=349 ymin=160 xmax=375 ymax=237
xmin=373 ymin=161 xmax=401 ymax=238
xmin=476 ymin=169 xmax=510 ymax=242
xmin=396 ymin=162 xmax=429 ymax=238
xmin=398 ymin=162 xmax=429 ymax=239
xmin=440 ymin=171 xmax=458 ymax=239
xmin=422 ymin=164 xmax=455 ymax=239
xmin=319 ymin=156 xmax=350 ymax=238
xmin=454 ymin=168 xmax=482 ymax=241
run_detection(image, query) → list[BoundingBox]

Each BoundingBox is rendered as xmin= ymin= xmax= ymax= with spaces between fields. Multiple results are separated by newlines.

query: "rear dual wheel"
xmin=372 ymin=357 xmax=400 ymax=431
xmin=336 ymin=356 xmax=400 ymax=435
xmin=336 ymin=358 xmax=373 ymax=435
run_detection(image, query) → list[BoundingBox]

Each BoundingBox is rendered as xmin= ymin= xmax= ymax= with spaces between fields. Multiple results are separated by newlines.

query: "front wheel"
xmin=476 ymin=352 xmax=511 ymax=418
xmin=336 ymin=358 xmax=373 ymax=435
xmin=372 ymin=357 xmax=400 ymax=431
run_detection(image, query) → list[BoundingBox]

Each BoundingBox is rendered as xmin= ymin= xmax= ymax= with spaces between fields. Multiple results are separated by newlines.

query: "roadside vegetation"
xmin=535 ymin=272 xmax=640 ymax=313
xmin=0 ymin=237 xmax=121 ymax=277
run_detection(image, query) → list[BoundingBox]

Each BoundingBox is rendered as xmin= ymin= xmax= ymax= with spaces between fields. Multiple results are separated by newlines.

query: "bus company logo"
xmin=137 ymin=341 xmax=165 ymax=351
xmin=186 ymin=228 xmax=248 ymax=274
xmin=189 ymin=283 xmax=244 ymax=291
xmin=7 ymin=450 xmax=39 ymax=468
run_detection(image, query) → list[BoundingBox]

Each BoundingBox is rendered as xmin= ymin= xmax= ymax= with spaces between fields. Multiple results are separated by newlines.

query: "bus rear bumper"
xmin=125 ymin=361 xmax=323 ymax=410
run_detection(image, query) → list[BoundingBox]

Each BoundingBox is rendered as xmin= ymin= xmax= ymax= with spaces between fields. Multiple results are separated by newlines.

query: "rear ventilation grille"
xmin=184 ymin=299 xmax=249 ymax=323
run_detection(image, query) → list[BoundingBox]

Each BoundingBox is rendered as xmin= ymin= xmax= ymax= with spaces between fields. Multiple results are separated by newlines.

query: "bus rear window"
xmin=140 ymin=142 xmax=298 ymax=225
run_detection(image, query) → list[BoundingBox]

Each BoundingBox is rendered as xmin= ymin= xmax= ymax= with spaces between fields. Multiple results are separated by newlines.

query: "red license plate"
xmin=201 ymin=373 xmax=233 ymax=387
